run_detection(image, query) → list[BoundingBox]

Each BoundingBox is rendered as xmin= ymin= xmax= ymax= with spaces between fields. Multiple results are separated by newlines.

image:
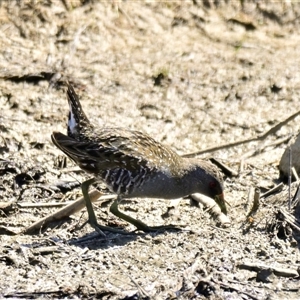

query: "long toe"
xmin=136 ymin=224 xmax=183 ymax=233
xmin=91 ymin=222 xmax=141 ymax=235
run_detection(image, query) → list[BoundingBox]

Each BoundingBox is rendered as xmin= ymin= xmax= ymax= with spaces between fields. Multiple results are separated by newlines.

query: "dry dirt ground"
xmin=1 ymin=1 xmax=300 ymax=299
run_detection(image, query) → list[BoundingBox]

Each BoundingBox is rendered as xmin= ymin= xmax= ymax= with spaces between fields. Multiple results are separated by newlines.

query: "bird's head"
xmin=187 ymin=159 xmax=227 ymax=214
xmin=208 ymin=179 xmax=226 ymax=214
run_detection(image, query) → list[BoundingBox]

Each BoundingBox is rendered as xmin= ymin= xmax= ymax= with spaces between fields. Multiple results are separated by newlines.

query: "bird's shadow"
xmin=68 ymin=226 xmax=184 ymax=250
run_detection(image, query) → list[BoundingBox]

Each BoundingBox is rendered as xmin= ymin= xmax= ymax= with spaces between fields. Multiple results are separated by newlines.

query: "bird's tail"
xmin=66 ymin=83 xmax=93 ymax=139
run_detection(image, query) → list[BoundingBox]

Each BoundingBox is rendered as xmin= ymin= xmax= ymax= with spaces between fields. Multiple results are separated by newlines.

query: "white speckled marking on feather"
xmin=68 ymin=105 xmax=77 ymax=135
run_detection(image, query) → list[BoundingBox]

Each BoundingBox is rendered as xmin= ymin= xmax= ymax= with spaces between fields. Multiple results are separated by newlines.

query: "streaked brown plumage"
xmin=51 ymin=83 xmax=226 ymax=234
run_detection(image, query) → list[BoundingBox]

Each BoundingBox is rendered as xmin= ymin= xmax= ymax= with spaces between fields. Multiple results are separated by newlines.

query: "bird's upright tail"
xmin=66 ymin=83 xmax=93 ymax=139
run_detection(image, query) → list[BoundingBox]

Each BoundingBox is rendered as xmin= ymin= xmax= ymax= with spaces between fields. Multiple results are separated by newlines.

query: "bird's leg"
xmin=81 ymin=178 xmax=97 ymax=223
xmin=81 ymin=178 xmax=136 ymax=235
xmin=81 ymin=178 xmax=105 ymax=236
xmin=110 ymin=197 xmax=182 ymax=232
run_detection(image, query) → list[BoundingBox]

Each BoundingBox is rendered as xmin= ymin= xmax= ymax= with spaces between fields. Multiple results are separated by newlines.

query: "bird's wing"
xmin=96 ymin=127 xmax=182 ymax=169
xmin=51 ymin=129 xmax=181 ymax=174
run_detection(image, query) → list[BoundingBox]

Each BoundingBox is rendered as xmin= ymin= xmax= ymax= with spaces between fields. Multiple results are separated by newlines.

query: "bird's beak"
xmin=215 ymin=193 xmax=227 ymax=215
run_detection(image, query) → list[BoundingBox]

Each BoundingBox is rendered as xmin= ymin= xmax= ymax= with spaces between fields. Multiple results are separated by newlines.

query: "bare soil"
xmin=1 ymin=1 xmax=300 ymax=299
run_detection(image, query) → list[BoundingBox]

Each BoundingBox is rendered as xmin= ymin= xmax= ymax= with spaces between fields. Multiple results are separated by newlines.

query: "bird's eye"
xmin=209 ymin=181 xmax=217 ymax=189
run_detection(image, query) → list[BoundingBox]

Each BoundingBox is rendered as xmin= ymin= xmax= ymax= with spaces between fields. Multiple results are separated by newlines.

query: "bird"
xmin=51 ymin=83 xmax=226 ymax=235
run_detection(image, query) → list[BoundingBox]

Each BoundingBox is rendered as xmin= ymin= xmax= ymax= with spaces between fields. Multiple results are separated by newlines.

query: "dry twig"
xmin=237 ymin=262 xmax=299 ymax=278
xmin=209 ymin=158 xmax=238 ymax=177
xmin=292 ymin=167 xmax=299 ymax=181
xmin=22 ymin=189 xmax=104 ymax=234
xmin=247 ymin=188 xmax=260 ymax=218
xmin=289 ymin=146 xmax=292 ymax=210
xmin=18 ymin=202 xmax=74 ymax=208
xmin=182 ymin=110 xmax=300 ymax=158
xmin=279 ymin=207 xmax=300 ymax=232
xmin=261 ymin=183 xmax=284 ymax=198
xmin=241 ymin=134 xmax=292 ymax=159
xmin=214 ymin=280 xmax=260 ymax=300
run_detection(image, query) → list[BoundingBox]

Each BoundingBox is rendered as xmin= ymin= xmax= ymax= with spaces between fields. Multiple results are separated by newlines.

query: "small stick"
xmin=292 ymin=167 xmax=299 ymax=182
xmin=127 ymin=275 xmax=149 ymax=299
xmin=239 ymin=159 xmax=245 ymax=174
xmin=112 ymin=254 xmax=150 ymax=298
xmin=237 ymin=261 xmax=299 ymax=278
xmin=291 ymin=182 xmax=300 ymax=205
xmin=289 ymin=146 xmax=292 ymax=210
xmin=246 ymin=186 xmax=254 ymax=213
xmin=182 ymin=137 xmax=257 ymax=157
xmin=247 ymin=188 xmax=260 ymax=217
xmin=241 ymin=135 xmax=292 ymax=159
xmin=279 ymin=208 xmax=300 ymax=232
xmin=261 ymin=135 xmax=292 ymax=149
xmin=182 ymin=110 xmax=300 ymax=158
xmin=18 ymin=202 xmax=75 ymax=208
xmin=253 ymin=188 xmax=260 ymax=212
xmin=18 ymin=195 xmax=115 ymax=208
xmin=209 ymin=158 xmax=238 ymax=177
xmin=260 ymin=183 xmax=284 ymax=198
xmin=22 ymin=189 xmax=104 ymax=235
xmin=60 ymin=166 xmax=82 ymax=173
xmin=215 ymin=280 xmax=260 ymax=300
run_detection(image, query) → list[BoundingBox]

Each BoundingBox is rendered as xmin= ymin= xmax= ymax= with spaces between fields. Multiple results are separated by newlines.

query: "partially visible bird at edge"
xmin=51 ymin=83 xmax=226 ymax=235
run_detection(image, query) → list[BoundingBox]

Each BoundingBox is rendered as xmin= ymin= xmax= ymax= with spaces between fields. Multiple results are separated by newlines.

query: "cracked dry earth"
xmin=1 ymin=1 xmax=300 ymax=299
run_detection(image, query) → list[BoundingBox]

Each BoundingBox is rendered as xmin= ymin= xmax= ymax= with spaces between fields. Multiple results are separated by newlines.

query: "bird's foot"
xmin=86 ymin=218 xmax=182 ymax=235
xmin=135 ymin=223 xmax=183 ymax=233
xmin=110 ymin=198 xmax=183 ymax=233
xmin=87 ymin=219 xmax=139 ymax=236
